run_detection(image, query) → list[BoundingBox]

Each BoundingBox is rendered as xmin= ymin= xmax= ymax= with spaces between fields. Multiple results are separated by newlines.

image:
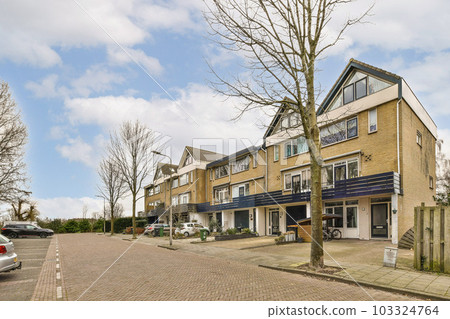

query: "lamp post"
xmin=96 ymin=195 xmax=106 ymax=235
xmin=152 ymin=150 xmax=173 ymax=246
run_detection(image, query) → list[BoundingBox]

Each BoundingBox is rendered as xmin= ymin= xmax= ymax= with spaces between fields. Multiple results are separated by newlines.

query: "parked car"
xmin=0 ymin=234 xmax=21 ymax=273
xmin=143 ymin=223 xmax=170 ymax=237
xmin=175 ymin=223 xmax=210 ymax=237
xmin=1 ymin=224 xmax=54 ymax=239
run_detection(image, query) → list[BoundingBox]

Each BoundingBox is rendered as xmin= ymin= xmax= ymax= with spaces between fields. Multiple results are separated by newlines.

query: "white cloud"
xmin=107 ymin=47 xmax=164 ymax=76
xmin=55 ymin=135 xmax=107 ymax=168
xmin=0 ymin=0 xmax=206 ymax=68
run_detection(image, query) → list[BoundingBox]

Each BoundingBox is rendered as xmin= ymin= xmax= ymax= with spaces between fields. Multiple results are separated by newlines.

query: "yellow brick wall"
xmin=267 ymin=100 xmax=399 ymax=192
xmin=398 ymin=100 xmax=436 ymax=238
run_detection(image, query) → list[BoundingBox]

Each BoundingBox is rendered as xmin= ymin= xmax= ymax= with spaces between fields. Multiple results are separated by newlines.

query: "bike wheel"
xmin=331 ymin=229 xmax=342 ymax=240
xmin=322 ymin=231 xmax=331 ymax=242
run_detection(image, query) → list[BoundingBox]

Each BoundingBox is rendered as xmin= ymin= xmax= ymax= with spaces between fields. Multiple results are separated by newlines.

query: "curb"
xmin=259 ymin=265 xmax=450 ymax=301
xmin=157 ymin=245 xmax=179 ymax=251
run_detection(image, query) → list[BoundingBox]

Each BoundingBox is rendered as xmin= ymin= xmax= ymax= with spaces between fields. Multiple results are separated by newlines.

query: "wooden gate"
xmin=414 ymin=203 xmax=450 ymax=274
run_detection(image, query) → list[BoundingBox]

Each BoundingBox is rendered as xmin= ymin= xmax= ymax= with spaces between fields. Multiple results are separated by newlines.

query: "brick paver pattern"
xmin=53 ymin=234 xmax=418 ymax=301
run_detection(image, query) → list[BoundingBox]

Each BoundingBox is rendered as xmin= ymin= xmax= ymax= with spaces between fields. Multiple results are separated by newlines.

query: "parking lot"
xmin=0 ymin=237 xmax=51 ymax=301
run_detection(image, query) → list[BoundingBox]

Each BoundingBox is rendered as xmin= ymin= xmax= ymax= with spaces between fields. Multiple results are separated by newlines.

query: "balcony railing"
xmin=197 ymin=171 xmax=400 ymax=213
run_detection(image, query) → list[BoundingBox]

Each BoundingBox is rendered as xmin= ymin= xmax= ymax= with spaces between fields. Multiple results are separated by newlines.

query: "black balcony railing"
xmin=197 ymin=171 xmax=400 ymax=213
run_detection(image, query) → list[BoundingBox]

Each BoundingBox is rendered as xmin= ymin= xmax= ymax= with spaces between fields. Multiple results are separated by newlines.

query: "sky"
xmin=1 ymin=0 xmax=450 ymax=220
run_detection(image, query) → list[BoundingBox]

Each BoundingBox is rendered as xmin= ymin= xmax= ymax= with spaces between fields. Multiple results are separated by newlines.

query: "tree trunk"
xmin=110 ymin=202 xmax=115 ymax=236
xmin=310 ymin=157 xmax=324 ymax=268
xmin=132 ymin=193 xmax=137 ymax=239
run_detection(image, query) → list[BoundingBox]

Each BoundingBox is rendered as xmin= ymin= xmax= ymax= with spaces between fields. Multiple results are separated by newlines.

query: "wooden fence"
xmin=414 ymin=204 xmax=450 ymax=273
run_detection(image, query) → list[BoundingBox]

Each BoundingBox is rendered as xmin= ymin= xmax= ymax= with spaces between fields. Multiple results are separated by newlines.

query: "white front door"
xmin=344 ymin=206 xmax=359 ymax=238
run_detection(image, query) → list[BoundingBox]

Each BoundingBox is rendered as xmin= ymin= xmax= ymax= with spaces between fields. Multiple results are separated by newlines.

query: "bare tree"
xmin=0 ymin=81 xmax=29 ymax=203
xmin=435 ymin=139 xmax=450 ymax=205
xmin=82 ymin=204 xmax=88 ymax=219
xmin=108 ymin=121 xmax=157 ymax=239
xmin=9 ymin=196 xmax=39 ymax=221
xmin=98 ymin=157 xmax=127 ymax=235
xmin=204 ymin=0 xmax=369 ymax=268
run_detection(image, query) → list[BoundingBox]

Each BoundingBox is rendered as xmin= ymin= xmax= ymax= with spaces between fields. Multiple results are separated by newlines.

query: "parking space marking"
xmin=56 ymin=264 xmax=60 ymax=269
xmin=56 ymin=286 xmax=62 ymax=299
xmin=56 ymin=272 xmax=61 ymax=280
xmin=0 ymin=279 xmax=35 ymax=287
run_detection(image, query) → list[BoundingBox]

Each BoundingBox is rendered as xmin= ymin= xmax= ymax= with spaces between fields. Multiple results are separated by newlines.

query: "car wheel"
xmin=8 ymin=232 xmax=18 ymax=239
xmin=40 ymin=232 xmax=47 ymax=238
xmin=184 ymin=232 xmax=189 ymax=237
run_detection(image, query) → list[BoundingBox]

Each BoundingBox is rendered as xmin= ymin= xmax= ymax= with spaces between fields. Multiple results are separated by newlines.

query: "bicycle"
xmin=322 ymin=226 xmax=342 ymax=241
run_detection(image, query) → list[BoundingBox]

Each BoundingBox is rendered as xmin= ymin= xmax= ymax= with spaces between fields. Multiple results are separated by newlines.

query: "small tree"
xmin=98 ymin=157 xmax=127 ymax=235
xmin=204 ymin=0 xmax=369 ymax=268
xmin=64 ymin=220 xmax=80 ymax=233
xmin=108 ymin=120 xmax=158 ymax=239
xmin=78 ymin=219 xmax=92 ymax=232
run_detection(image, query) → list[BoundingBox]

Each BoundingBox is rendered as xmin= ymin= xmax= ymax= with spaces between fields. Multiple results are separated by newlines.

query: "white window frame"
xmin=232 ymin=156 xmax=250 ymax=174
xmin=232 ymin=182 xmax=250 ymax=198
xmin=179 ymin=173 xmax=189 ymax=186
xmin=154 ymin=185 xmax=160 ymax=194
xmin=171 ymin=196 xmax=178 ymax=206
xmin=368 ymin=108 xmax=377 ymax=133
xmin=417 ymin=131 xmax=422 ymax=147
xmin=172 ymin=178 xmax=178 ymax=189
xmin=284 ymin=173 xmax=292 ymax=190
xmin=179 ymin=193 xmax=189 ymax=204
xmin=253 ymin=153 xmax=258 ymax=168
xmin=215 ymin=164 xmax=229 ymax=179
xmin=274 ymin=145 xmax=279 ymax=162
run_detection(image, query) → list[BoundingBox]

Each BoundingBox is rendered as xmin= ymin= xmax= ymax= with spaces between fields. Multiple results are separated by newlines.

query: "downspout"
xmin=396 ymin=99 xmax=401 ymax=174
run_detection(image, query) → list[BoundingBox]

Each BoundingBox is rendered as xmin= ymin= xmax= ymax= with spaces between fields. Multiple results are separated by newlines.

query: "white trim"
xmin=230 ymin=176 xmax=264 ymax=186
xmin=368 ymin=108 xmax=377 ymax=134
xmin=401 ymin=79 xmax=437 ymax=138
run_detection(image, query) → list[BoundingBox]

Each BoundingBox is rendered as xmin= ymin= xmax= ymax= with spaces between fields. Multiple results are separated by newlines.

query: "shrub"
xmin=208 ymin=219 xmax=222 ymax=232
xmin=64 ymin=220 xmax=80 ymax=233
xmin=78 ymin=219 xmax=92 ymax=233
xmin=226 ymin=228 xmax=238 ymax=235
xmin=242 ymin=228 xmax=251 ymax=234
xmin=275 ymin=235 xmax=285 ymax=245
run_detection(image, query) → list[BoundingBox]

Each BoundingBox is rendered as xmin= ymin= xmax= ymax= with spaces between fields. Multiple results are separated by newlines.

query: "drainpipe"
xmin=262 ymin=147 xmax=268 ymax=192
xmin=396 ymin=99 xmax=401 ymax=174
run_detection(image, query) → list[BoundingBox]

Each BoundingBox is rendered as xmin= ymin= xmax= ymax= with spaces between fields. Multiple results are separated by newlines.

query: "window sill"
xmin=368 ymin=130 xmax=377 ymax=134
xmin=321 ymin=135 xmax=358 ymax=149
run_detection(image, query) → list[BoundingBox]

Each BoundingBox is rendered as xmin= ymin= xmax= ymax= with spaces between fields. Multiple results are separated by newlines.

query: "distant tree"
xmin=64 ymin=220 xmax=80 ymax=233
xmin=98 ymin=157 xmax=127 ymax=235
xmin=78 ymin=219 xmax=92 ymax=232
xmin=81 ymin=204 xmax=88 ymax=219
xmin=435 ymin=139 xmax=450 ymax=205
xmin=108 ymin=120 xmax=158 ymax=239
xmin=0 ymin=81 xmax=29 ymax=203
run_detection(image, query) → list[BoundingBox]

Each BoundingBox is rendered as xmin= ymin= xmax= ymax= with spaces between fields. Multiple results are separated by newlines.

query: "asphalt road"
xmin=0 ymin=237 xmax=51 ymax=301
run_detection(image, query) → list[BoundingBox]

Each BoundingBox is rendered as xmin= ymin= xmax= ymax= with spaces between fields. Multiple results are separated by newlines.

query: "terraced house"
xmin=145 ymin=59 xmax=437 ymax=244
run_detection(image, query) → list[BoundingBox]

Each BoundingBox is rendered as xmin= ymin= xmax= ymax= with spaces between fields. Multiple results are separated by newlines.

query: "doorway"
xmin=371 ymin=203 xmax=388 ymax=238
xmin=234 ymin=210 xmax=249 ymax=230
xmin=270 ymin=210 xmax=280 ymax=235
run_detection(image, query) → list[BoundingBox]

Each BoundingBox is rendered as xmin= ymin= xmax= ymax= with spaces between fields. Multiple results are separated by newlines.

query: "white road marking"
xmin=57 ymin=286 xmax=62 ymax=299
xmin=56 ymin=272 xmax=61 ymax=280
xmin=56 ymin=264 xmax=60 ymax=269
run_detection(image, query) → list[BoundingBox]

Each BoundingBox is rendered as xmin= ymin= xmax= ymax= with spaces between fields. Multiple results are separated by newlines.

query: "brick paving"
xmin=54 ymin=233 xmax=417 ymax=301
xmin=0 ymin=237 xmax=51 ymax=301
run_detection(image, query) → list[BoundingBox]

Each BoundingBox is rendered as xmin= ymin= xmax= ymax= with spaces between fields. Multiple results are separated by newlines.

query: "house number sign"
xmin=383 ymin=247 xmax=398 ymax=268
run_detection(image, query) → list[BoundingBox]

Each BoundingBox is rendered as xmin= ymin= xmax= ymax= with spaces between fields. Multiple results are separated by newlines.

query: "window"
xmin=320 ymin=117 xmax=358 ymax=146
xmin=274 ymin=145 xmax=279 ymax=161
xmin=171 ymin=178 xmax=178 ymax=189
xmin=368 ymin=108 xmax=377 ymax=133
xmin=154 ymin=185 xmax=160 ymax=194
xmin=179 ymin=173 xmax=188 ymax=186
xmin=343 ymin=84 xmax=354 ymax=104
xmin=429 ymin=176 xmax=434 ymax=189
xmin=355 ymin=78 xmax=367 ymax=99
xmin=232 ymin=183 xmax=250 ymax=197
xmin=210 ymin=169 xmax=213 ymax=181
xmin=281 ymin=116 xmax=289 ymax=130
xmin=416 ymin=131 xmax=422 ymax=147
xmin=321 ymin=165 xmax=333 ymax=188
xmin=285 ymin=136 xmax=309 ymax=158
xmin=284 ymin=173 xmax=292 ymax=190
xmin=171 ymin=196 xmax=178 ymax=206
xmin=215 ymin=164 xmax=229 ymax=179
xmin=179 ymin=193 xmax=189 ymax=204
xmin=346 ymin=207 xmax=357 ymax=228
xmin=253 ymin=154 xmax=258 ymax=168
xmin=290 ymin=113 xmax=299 ymax=127
xmin=190 ymin=171 xmax=193 ymax=183
xmin=301 ymin=169 xmax=311 ymax=191
xmin=347 ymin=160 xmax=358 ymax=179
xmin=292 ymin=175 xmax=301 ymax=193
xmin=184 ymin=155 xmax=193 ymax=166
xmin=214 ymin=186 xmax=229 ymax=204
xmin=148 ymin=188 xmax=154 ymax=196
xmin=232 ymin=156 xmax=250 ymax=174
xmin=347 ymin=118 xmax=358 ymax=138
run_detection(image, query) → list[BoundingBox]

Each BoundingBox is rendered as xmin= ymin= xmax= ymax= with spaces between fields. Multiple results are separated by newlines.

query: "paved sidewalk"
xmin=116 ymin=233 xmax=450 ymax=300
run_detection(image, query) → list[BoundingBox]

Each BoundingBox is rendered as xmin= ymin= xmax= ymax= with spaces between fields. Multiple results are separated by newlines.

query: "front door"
xmin=371 ymin=203 xmax=388 ymax=238
xmin=270 ymin=210 xmax=280 ymax=235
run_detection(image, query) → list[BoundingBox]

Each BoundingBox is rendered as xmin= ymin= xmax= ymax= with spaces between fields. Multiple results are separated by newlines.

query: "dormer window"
xmin=184 ymin=155 xmax=193 ymax=166
xmin=327 ymin=71 xmax=391 ymax=112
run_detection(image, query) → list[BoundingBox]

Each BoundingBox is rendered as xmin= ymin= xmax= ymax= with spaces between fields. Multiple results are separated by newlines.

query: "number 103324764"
xmin=372 ymin=305 xmax=439 ymax=316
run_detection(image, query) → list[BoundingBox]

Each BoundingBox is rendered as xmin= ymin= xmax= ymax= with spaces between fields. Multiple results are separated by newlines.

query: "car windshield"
xmin=0 ymin=234 xmax=10 ymax=243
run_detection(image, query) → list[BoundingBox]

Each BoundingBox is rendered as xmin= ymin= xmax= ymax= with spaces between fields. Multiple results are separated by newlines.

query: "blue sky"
xmin=1 ymin=0 xmax=450 ymax=219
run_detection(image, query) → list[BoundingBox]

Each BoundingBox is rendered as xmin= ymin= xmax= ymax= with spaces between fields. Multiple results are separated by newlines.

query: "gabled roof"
xmin=316 ymin=59 xmax=402 ymax=115
xmin=206 ymin=145 xmax=262 ymax=169
xmin=186 ymin=146 xmax=224 ymax=162
xmin=263 ymin=59 xmax=403 ymax=140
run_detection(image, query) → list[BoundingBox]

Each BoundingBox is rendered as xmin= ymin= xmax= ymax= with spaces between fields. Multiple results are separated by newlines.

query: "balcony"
xmin=172 ymin=203 xmax=197 ymax=214
xmin=197 ymin=171 xmax=400 ymax=212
